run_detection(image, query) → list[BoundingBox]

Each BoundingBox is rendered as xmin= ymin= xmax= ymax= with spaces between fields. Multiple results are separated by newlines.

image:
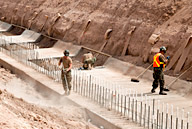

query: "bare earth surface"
xmin=0 ymin=0 xmax=191 ymax=80
xmin=0 ymin=68 xmax=98 ymax=129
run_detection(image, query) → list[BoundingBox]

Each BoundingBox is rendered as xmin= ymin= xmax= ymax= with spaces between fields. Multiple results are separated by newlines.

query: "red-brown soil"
xmin=0 ymin=0 xmax=191 ymax=79
xmin=0 ymin=68 xmax=98 ymax=129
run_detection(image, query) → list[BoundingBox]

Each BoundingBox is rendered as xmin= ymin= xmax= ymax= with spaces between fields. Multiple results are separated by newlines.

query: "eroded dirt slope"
xmin=0 ymin=0 xmax=191 ymax=79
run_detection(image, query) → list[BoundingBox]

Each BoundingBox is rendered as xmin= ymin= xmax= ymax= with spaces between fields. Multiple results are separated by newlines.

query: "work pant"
xmin=152 ymin=69 xmax=165 ymax=92
xmin=83 ymin=58 xmax=96 ymax=70
xmin=61 ymin=70 xmax=72 ymax=91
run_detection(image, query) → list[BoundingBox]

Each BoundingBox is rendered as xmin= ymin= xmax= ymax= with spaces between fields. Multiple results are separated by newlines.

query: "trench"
xmin=0 ymin=25 xmax=118 ymax=129
xmin=0 ymin=21 xmax=192 ymax=129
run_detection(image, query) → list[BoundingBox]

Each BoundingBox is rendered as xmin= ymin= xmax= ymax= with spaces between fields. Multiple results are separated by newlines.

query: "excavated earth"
xmin=0 ymin=0 xmax=191 ymax=80
xmin=0 ymin=0 xmax=192 ymax=128
xmin=0 ymin=68 xmax=98 ymax=129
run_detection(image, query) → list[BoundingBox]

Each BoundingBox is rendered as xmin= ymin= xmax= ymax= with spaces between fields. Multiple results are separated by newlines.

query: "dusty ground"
xmin=0 ymin=68 xmax=98 ymax=129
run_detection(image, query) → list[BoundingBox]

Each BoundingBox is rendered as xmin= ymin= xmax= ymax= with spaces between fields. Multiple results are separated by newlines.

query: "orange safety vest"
xmin=153 ymin=53 xmax=165 ymax=68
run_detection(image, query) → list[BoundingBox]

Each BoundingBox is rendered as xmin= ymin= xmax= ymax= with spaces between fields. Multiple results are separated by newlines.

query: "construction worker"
xmin=151 ymin=46 xmax=170 ymax=95
xmin=82 ymin=52 xmax=96 ymax=70
xmin=58 ymin=50 xmax=72 ymax=95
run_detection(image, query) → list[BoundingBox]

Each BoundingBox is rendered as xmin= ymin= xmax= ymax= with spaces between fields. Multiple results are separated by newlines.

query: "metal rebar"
xmin=181 ymin=120 xmax=183 ymax=129
xmin=176 ymin=117 xmax=178 ymax=129
xmin=128 ymin=97 xmax=130 ymax=119
xmin=187 ymin=112 xmax=189 ymax=129
xmin=102 ymin=87 xmax=105 ymax=106
xmin=100 ymin=86 xmax=102 ymax=104
xmin=91 ymin=78 xmax=94 ymax=100
xmin=171 ymin=115 xmax=173 ymax=129
xmin=162 ymin=112 xmax=164 ymax=129
xmin=89 ymin=75 xmax=91 ymax=98
xmin=132 ymin=98 xmax=134 ymax=121
xmin=108 ymin=89 xmax=110 ymax=109
xmin=81 ymin=73 xmax=83 ymax=95
xmin=117 ymin=94 xmax=120 ymax=113
xmin=97 ymin=85 xmax=99 ymax=103
xmin=111 ymin=91 xmax=113 ymax=110
xmin=166 ymin=113 xmax=168 ymax=129
xmin=105 ymin=88 xmax=107 ymax=108
xmin=121 ymin=95 xmax=123 ymax=115
xmin=148 ymin=106 xmax=150 ymax=129
xmin=114 ymin=91 xmax=117 ymax=112
xmin=157 ymin=109 xmax=159 ymax=129
xmin=94 ymin=84 xmax=96 ymax=102
xmin=144 ymin=103 xmax=146 ymax=127
xmin=140 ymin=101 xmax=143 ymax=126
xmin=124 ymin=96 xmax=127 ymax=116
xmin=84 ymin=74 xmax=86 ymax=96
xmin=135 ymin=100 xmax=137 ymax=123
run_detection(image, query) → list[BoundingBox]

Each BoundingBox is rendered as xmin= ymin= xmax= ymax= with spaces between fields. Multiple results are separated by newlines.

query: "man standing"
xmin=151 ymin=46 xmax=169 ymax=95
xmin=58 ymin=50 xmax=72 ymax=95
xmin=82 ymin=52 xmax=96 ymax=70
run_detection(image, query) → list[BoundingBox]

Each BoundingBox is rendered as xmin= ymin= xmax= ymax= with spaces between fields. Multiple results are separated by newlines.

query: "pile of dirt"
xmin=0 ymin=68 xmax=98 ymax=129
xmin=0 ymin=0 xmax=191 ymax=80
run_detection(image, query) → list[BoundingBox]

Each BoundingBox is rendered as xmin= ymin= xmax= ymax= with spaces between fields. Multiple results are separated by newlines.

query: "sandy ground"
xmin=0 ymin=68 xmax=98 ymax=129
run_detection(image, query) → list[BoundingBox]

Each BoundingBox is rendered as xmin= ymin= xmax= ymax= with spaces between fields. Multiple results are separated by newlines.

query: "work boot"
xmin=151 ymin=88 xmax=155 ymax=93
xmin=64 ymin=90 xmax=68 ymax=96
xmin=159 ymin=91 xmax=167 ymax=95
xmin=163 ymin=88 xmax=170 ymax=92
xmin=68 ymin=90 xmax=71 ymax=95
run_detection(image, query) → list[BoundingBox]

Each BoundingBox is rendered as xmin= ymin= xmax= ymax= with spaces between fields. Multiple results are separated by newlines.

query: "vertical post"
xmin=140 ymin=101 xmax=143 ymax=126
xmin=176 ymin=107 xmax=179 ymax=129
xmin=171 ymin=105 xmax=173 ymax=129
xmin=166 ymin=104 xmax=169 ymax=129
xmin=161 ymin=103 xmax=165 ymax=129
xmin=89 ymin=75 xmax=91 ymax=98
xmin=111 ymin=91 xmax=114 ymax=110
xmin=148 ymin=106 xmax=150 ymax=129
xmin=124 ymin=95 xmax=127 ymax=116
xmin=181 ymin=109 xmax=184 ymax=129
xmin=100 ymin=86 xmax=102 ymax=105
xmin=105 ymin=88 xmax=107 ymax=108
xmin=157 ymin=109 xmax=159 ymax=129
xmin=121 ymin=95 xmax=123 ymax=115
xmin=91 ymin=76 xmax=94 ymax=100
xmin=132 ymin=98 xmax=134 ymax=121
xmin=114 ymin=90 xmax=116 ymax=112
xmin=128 ymin=96 xmax=130 ymax=119
xmin=135 ymin=99 xmax=137 ymax=123
xmin=144 ymin=95 xmax=147 ymax=127
xmin=118 ymin=94 xmax=120 ymax=113
xmin=97 ymin=84 xmax=99 ymax=103
xmin=103 ymin=87 xmax=105 ymax=106
xmin=187 ymin=112 xmax=189 ymax=129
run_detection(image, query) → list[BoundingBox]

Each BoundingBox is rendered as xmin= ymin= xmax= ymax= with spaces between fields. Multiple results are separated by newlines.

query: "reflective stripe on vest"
xmin=153 ymin=53 xmax=165 ymax=68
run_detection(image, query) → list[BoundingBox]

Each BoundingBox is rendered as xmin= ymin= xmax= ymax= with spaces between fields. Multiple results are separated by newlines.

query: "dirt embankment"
xmin=0 ymin=0 xmax=191 ymax=79
xmin=0 ymin=68 xmax=98 ymax=129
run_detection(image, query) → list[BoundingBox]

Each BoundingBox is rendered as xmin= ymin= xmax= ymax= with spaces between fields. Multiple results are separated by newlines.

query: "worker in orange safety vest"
xmin=151 ymin=46 xmax=170 ymax=95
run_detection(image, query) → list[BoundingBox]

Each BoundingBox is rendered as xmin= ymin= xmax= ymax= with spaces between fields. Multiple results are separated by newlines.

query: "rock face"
xmin=0 ymin=0 xmax=191 ymax=79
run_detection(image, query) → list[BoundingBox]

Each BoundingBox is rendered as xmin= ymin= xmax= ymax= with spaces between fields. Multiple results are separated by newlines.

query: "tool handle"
xmin=167 ymin=65 xmax=192 ymax=88
xmin=136 ymin=63 xmax=153 ymax=79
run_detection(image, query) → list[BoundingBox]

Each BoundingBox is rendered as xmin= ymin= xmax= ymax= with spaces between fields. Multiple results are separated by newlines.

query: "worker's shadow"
xmin=143 ymin=92 xmax=160 ymax=96
xmin=127 ymin=92 xmax=159 ymax=97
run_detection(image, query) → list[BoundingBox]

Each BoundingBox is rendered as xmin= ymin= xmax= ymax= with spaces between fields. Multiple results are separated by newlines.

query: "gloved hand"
xmin=166 ymin=56 xmax=170 ymax=60
xmin=62 ymin=68 xmax=68 ymax=74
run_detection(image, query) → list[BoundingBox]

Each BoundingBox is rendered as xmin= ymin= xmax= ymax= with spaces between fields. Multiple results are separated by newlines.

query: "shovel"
xmin=62 ymin=69 xmax=69 ymax=93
